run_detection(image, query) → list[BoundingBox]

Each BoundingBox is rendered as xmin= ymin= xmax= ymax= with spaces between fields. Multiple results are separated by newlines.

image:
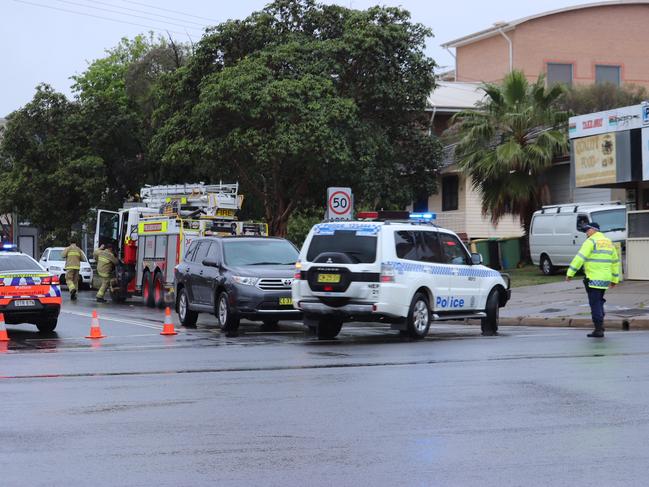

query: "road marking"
xmin=61 ymin=310 xmax=169 ymax=331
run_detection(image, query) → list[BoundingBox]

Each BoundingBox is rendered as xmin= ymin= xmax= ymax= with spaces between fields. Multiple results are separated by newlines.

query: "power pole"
xmin=11 ymin=208 xmax=18 ymax=246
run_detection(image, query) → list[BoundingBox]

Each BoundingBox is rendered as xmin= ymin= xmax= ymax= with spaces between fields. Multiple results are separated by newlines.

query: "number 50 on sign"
xmin=326 ymin=187 xmax=353 ymax=220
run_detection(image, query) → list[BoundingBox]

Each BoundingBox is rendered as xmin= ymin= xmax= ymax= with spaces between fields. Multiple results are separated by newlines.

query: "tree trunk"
xmin=268 ymin=212 xmax=290 ymax=237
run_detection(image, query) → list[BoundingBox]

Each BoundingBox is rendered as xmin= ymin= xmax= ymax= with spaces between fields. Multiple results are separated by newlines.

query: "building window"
xmin=596 ymin=65 xmax=621 ymax=87
xmin=442 ymin=175 xmax=459 ymax=211
xmin=547 ymin=63 xmax=573 ymax=86
xmin=413 ymin=195 xmax=429 ymax=212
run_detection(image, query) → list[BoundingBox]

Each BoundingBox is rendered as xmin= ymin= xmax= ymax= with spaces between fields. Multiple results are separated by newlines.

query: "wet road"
xmin=3 ymin=291 xmax=649 ymax=486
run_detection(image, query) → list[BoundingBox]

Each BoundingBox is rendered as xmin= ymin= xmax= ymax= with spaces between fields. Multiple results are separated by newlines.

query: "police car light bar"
xmin=1 ymin=243 xmax=17 ymax=251
xmin=409 ymin=212 xmax=437 ymax=221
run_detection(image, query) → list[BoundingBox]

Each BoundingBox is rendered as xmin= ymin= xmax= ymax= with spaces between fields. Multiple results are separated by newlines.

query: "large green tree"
xmin=152 ymin=0 xmax=441 ymax=235
xmin=0 ymin=85 xmax=106 ymax=241
xmin=452 ymin=70 xmax=569 ymax=240
xmin=0 ymin=35 xmax=189 ymax=243
xmin=72 ymin=34 xmax=189 ymax=207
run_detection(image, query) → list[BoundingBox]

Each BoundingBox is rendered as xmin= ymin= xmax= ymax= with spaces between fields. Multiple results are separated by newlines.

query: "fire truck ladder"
xmin=139 ymin=183 xmax=241 ymax=215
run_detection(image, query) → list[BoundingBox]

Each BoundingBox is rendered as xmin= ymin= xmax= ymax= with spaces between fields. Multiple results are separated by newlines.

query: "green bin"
xmin=497 ymin=237 xmax=522 ymax=270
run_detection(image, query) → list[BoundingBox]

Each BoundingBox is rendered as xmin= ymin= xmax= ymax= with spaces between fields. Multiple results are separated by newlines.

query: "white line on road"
xmin=61 ymin=310 xmax=169 ymax=331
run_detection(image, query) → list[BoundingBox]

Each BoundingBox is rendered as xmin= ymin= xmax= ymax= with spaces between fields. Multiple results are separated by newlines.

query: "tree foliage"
xmin=560 ymin=83 xmax=648 ymax=116
xmin=0 ymin=35 xmax=188 ymax=244
xmin=452 ymin=70 xmax=569 ymax=238
xmin=1 ymin=0 xmax=442 ymax=241
xmin=0 ymin=85 xmax=106 ymax=240
xmin=152 ymin=0 xmax=441 ymax=235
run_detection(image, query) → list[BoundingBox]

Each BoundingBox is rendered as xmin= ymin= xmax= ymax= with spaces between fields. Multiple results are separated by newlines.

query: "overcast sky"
xmin=1 ymin=0 xmax=599 ymax=116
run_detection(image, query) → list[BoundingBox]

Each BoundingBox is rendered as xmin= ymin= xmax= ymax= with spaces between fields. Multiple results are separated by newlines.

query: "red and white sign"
xmin=326 ymin=187 xmax=353 ymax=220
xmin=569 ymin=103 xmax=649 ymax=139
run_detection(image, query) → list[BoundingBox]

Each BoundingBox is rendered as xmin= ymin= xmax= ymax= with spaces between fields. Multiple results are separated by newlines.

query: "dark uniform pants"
xmin=584 ymin=279 xmax=606 ymax=330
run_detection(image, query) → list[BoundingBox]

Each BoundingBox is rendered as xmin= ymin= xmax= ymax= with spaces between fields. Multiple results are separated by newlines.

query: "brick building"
xmin=424 ymin=1 xmax=645 ymax=239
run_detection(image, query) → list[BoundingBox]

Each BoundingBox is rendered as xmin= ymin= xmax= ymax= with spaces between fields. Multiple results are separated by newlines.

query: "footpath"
xmin=498 ymin=279 xmax=649 ymax=330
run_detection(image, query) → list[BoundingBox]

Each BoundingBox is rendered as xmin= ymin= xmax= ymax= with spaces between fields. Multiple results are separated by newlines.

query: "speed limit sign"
xmin=326 ymin=187 xmax=353 ymax=220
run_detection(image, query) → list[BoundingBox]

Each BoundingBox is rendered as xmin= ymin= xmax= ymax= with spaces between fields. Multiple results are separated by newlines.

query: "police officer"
xmin=61 ymin=239 xmax=82 ymax=301
xmin=566 ymin=222 xmax=621 ymax=338
xmin=93 ymin=244 xmax=118 ymax=303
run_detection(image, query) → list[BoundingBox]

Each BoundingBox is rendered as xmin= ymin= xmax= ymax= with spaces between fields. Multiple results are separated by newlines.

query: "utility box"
xmin=626 ymin=210 xmax=649 ymax=280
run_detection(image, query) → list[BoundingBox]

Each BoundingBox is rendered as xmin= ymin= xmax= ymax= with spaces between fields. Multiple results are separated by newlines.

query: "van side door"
xmin=553 ymin=214 xmax=577 ymax=266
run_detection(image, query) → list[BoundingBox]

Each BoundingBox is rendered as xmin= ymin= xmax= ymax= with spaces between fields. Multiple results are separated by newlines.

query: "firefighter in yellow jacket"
xmin=93 ymin=244 xmax=118 ymax=303
xmin=566 ymin=222 xmax=620 ymax=338
xmin=61 ymin=240 xmax=82 ymax=301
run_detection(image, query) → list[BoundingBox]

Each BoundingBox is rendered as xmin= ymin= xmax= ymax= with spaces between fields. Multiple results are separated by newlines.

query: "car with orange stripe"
xmin=0 ymin=244 xmax=62 ymax=333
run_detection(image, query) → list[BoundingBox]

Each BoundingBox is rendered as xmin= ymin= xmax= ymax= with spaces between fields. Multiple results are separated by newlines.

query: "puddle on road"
xmin=308 ymin=351 xmax=350 ymax=357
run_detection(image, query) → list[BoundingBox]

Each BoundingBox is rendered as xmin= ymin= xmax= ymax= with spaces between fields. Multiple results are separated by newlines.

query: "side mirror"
xmin=471 ymin=253 xmax=483 ymax=265
xmin=202 ymin=259 xmax=219 ymax=268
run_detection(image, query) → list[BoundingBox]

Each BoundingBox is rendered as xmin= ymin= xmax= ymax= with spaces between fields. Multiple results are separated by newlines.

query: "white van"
xmin=530 ymin=202 xmax=626 ymax=275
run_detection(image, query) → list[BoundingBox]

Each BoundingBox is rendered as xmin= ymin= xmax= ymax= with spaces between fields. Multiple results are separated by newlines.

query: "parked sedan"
xmin=39 ymin=247 xmax=93 ymax=289
xmin=174 ymin=236 xmax=301 ymax=333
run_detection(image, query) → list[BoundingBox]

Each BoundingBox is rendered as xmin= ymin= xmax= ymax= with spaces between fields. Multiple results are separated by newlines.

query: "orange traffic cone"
xmin=160 ymin=307 xmax=177 ymax=336
xmin=0 ymin=313 xmax=9 ymax=342
xmin=86 ymin=310 xmax=106 ymax=339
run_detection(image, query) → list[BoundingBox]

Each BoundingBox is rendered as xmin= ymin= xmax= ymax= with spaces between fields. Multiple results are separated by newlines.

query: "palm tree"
xmin=451 ymin=70 xmax=569 ymax=255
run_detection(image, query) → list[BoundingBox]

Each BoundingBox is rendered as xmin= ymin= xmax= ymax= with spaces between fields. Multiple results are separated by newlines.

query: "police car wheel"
xmin=177 ymin=288 xmax=198 ymax=328
xmin=36 ymin=318 xmax=57 ymax=333
xmin=540 ymin=255 xmax=555 ymax=276
xmin=303 ymin=314 xmax=318 ymax=335
xmin=316 ymin=318 xmax=343 ymax=340
xmin=481 ymin=290 xmax=500 ymax=336
xmin=407 ymin=292 xmax=431 ymax=339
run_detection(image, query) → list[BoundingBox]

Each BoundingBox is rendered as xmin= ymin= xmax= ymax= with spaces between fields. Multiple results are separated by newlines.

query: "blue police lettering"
xmin=436 ymin=296 xmax=465 ymax=308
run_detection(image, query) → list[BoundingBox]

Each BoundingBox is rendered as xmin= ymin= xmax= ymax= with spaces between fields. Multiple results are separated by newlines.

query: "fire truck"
xmin=93 ymin=183 xmax=267 ymax=306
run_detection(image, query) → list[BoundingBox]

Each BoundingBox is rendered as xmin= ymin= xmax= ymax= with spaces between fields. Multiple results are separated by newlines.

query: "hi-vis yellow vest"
xmin=567 ymin=232 xmax=620 ymax=289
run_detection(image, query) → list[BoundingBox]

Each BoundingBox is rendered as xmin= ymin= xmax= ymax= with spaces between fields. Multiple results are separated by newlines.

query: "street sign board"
xmin=326 ymin=187 xmax=353 ymax=220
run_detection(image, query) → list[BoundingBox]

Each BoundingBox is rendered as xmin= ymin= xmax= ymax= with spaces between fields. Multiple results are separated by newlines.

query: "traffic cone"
xmin=160 ymin=307 xmax=177 ymax=336
xmin=0 ymin=313 xmax=9 ymax=342
xmin=86 ymin=310 xmax=106 ymax=339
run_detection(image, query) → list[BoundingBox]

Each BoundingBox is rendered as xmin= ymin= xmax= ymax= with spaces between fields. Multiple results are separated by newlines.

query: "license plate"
xmin=279 ymin=297 xmax=293 ymax=306
xmin=317 ymin=274 xmax=341 ymax=283
xmin=14 ymin=299 xmax=36 ymax=307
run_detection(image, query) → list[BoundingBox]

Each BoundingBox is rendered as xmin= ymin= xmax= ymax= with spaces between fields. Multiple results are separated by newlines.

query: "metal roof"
xmin=442 ymin=1 xmax=649 ymax=48
xmin=427 ymin=81 xmax=484 ymax=112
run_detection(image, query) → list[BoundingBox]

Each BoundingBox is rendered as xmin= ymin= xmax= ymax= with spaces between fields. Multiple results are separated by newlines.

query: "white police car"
xmin=292 ymin=212 xmax=511 ymax=340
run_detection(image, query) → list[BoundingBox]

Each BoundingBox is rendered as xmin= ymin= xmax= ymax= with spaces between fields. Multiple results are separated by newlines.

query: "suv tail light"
xmin=380 ymin=263 xmax=396 ymax=283
xmin=294 ymin=261 xmax=302 ymax=280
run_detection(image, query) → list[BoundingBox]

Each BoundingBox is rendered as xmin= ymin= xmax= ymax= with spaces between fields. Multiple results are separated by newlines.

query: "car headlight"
xmin=231 ymin=276 xmax=259 ymax=286
xmin=49 ymin=266 xmax=62 ymax=272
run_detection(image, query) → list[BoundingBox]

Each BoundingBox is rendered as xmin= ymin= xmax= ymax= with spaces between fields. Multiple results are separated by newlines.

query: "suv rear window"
xmin=307 ymin=231 xmax=377 ymax=263
xmin=0 ymin=254 xmax=43 ymax=272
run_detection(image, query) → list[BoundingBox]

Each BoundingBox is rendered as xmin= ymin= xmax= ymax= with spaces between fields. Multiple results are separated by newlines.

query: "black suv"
xmin=174 ymin=236 xmax=301 ymax=333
